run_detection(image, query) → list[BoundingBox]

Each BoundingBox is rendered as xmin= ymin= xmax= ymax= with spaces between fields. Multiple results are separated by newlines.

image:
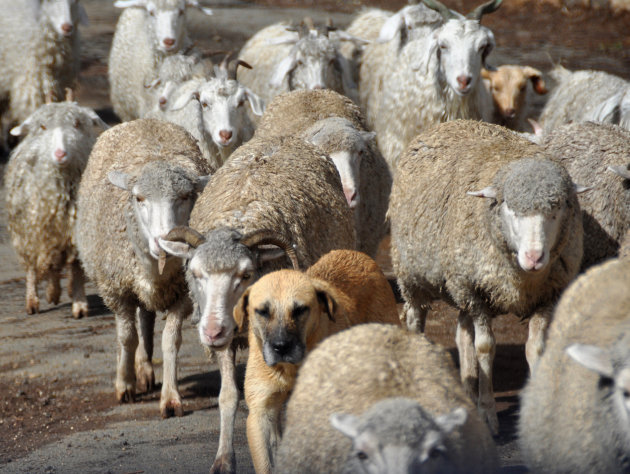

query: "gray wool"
xmin=191 ymin=228 xmax=252 ymax=272
xmin=302 ymin=117 xmax=365 ymax=152
xmin=132 ymin=161 xmax=199 ymax=199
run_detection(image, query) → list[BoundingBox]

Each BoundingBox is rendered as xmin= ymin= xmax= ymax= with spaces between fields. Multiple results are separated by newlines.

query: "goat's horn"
xmin=65 ymin=88 xmax=74 ymax=102
xmin=220 ymin=51 xmax=234 ymax=71
xmin=303 ymin=17 xmax=315 ymax=30
xmin=422 ymin=0 xmax=457 ymax=19
xmin=227 ymin=59 xmax=252 ymax=80
xmin=467 ymin=0 xmax=502 ymax=21
xmin=240 ymin=230 xmax=300 ymax=270
xmin=163 ymin=226 xmax=206 ymax=248
xmin=45 ymin=90 xmax=54 ymax=104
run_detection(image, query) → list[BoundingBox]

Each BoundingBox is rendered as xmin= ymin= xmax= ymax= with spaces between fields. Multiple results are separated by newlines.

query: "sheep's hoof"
xmin=160 ymin=397 xmax=183 ymax=418
xmin=116 ymin=387 xmax=135 ymax=404
xmin=210 ymin=453 xmax=236 ymax=474
xmin=72 ymin=301 xmax=88 ymax=319
xmin=46 ymin=282 xmax=61 ymax=305
xmin=135 ymin=365 xmax=155 ymax=394
xmin=26 ymin=298 xmax=39 ymax=315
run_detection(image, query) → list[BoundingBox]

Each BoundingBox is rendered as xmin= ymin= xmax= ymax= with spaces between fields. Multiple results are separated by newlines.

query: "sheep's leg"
xmin=525 ymin=306 xmax=552 ymax=374
xmin=399 ymin=283 xmax=429 ymax=332
xmin=160 ymin=304 xmax=185 ymax=418
xmin=69 ymin=260 xmax=88 ymax=319
xmin=25 ymin=267 xmax=39 ymax=314
xmin=46 ymin=271 xmax=61 ymax=306
xmin=135 ymin=307 xmax=156 ymax=394
xmin=456 ymin=310 xmax=477 ymax=402
xmin=211 ymin=346 xmax=238 ymax=474
xmin=473 ymin=313 xmax=498 ymax=436
xmin=115 ymin=304 xmax=139 ymax=403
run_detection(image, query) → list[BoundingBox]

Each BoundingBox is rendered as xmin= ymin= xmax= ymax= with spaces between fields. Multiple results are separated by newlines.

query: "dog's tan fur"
xmin=233 ymin=249 xmax=400 ymax=474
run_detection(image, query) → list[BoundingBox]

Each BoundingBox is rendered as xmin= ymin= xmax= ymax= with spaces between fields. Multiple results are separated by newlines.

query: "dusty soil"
xmin=0 ymin=0 xmax=627 ymax=472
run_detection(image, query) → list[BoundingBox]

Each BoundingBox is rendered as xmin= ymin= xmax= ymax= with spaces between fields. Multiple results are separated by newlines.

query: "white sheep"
xmin=75 ymin=119 xmax=212 ymax=417
xmin=355 ymin=0 xmax=500 ymax=169
xmin=108 ymin=0 xmax=213 ymax=122
xmin=388 ymin=120 xmax=586 ymax=434
xmin=519 ymin=257 xmax=630 ymax=473
xmin=158 ymin=135 xmax=356 ymax=474
xmin=5 ymin=93 xmax=107 ymax=319
xmin=275 ymin=324 xmax=498 ymax=474
xmin=0 ymin=0 xmax=88 ymax=148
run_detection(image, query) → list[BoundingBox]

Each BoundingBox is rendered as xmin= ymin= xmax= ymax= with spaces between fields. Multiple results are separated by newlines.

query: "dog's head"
xmin=234 ymin=269 xmax=341 ymax=367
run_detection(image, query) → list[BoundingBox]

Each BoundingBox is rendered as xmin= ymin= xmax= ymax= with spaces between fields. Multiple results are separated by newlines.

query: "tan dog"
xmin=233 ymin=249 xmax=400 ymax=474
xmin=482 ymin=65 xmax=547 ymax=131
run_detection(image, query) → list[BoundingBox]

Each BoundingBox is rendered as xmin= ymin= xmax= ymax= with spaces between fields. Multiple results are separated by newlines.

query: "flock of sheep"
xmin=1 ymin=0 xmax=629 ymax=473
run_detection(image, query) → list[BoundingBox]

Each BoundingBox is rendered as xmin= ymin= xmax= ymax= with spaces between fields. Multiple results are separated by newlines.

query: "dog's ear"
xmin=311 ymin=279 xmax=340 ymax=323
xmin=233 ymin=287 xmax=252 ymax=332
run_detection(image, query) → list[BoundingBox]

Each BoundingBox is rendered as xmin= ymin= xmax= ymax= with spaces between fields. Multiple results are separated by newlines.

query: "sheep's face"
xmin=433 ymin=19 xmax=494 ymax=96
xmin=40 ymin=0 xmax=88 ymax=37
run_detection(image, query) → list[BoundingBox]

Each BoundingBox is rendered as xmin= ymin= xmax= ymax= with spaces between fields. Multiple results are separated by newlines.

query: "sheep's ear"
xmin=10 ymin=116 xmax=35 ymax=137
xmin=523 ymin=66 xmax=547 ymax=94
xmin=608 ymin=165 xmax=630 ymax=180
xmin=157 ymin=238 xmax=195 ymax=260
xmin=266 ymin=34 xmax=299 ymax=46
xmin=107 ymin=170 xmax=130 ymax=190
xmin=85 ymin=109 xmax=109 ymax=130
xmin=113 ymin=0 xmax=147 ymax=8
xmin=244 ymin=88 xmax=265 ymax=116
xmin=269 ymin=56 xmax=297 ymax=88
xmin=334 ymin=30 xmax=370 ymax=45
xmin=527 ymin=118 xmax=543 ymax=136
xmin=233 ymin=287 xmax=251 ymax=332
xmin=170 ymin=91 xmax=199 ymax=112
xmin=573 ymin=183 xmax=592 ymax=194
xmin=311 ymin=279 xmax=339 ymax=322
xmin=330 ymin=412 xmax=360 ymax=439
xmin=195 ymin=175 xmax=211 ymax=192
xmin=185 ymin=0 xmax=213 ymax=15
xmin=377 ymin=11 xmax=404 ymax=43
xmin=566 ymin=343 xmax=614 ymax=378
xmin=435 ymin=407 xmax=468 ymax=434
xmin=360 ymin=131 xmax=377 ymax=143
xmin=77 ymin=3 xmax=89 ymax=26
xmin=467 ymin=186 xmax=497 ymax=199
xmin=257 ymin=247 xmax=288 ymax=265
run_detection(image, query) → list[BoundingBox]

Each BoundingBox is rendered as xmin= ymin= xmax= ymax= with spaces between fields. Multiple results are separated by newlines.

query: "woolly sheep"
xmin=254 ymin=89 xmax=390 ymax=257
xmin=519 ymin=258 xmax=630 ymax=473
xmin=543 ymin=122 xmax=630 ymax=269
xmin=539 ymin=65 xmax=630 ymax=131
xmin=0 ymin=0 xmax=88 ymax=147
xmin=237 ymin=19 xmax=362 ymax=105
xmin=148 ymin=58 xmax=264 ymax=170
xmin=108 ymin=0 xmax=213 ymax=122
xmin=388 ymin=120 xmax=585 ymax=434
xmin=158 ymin=135 xmax=356 ymax=473
xmin=275 ymin=323 xmax=498 ymax=474
xmin=482 ymin=65 xmax=548 ymax=131
xmin=356 ymin=0 xmax=499 ymax=169
xmin=75 ymin=119 xmax=212 ymax=418
xmin=5 ymin=96 xmax=106 ymax=318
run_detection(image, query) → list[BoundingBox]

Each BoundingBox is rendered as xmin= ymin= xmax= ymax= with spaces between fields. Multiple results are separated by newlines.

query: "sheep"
xmin=158 ymin=135 xmax=356 ymax=474
xmin=388 ymin=120 xmax=586 ymax=435
xmin=233 ymin=250 xmax=400 ymax=473
xmin=519 ymin=257 xmax=630 ymax=474
xmin=356 ymin=0 xmax=500 ymax=169
xmin=4 ymin=93 xmax=107 ymax=319
xmin=0 ymin=0 xmax=88 ymax=148
xmin=75 ymin=118 xmax=212 ymax=418
xmin=147 ymin=58 xmax=264 ymax=170
xmin=543 ymin=121 xmax=630 ymax=269
xmin=254 ymin=89 xmax=390 ymax=257
xmin=237 ymin=18 xmax=363 ymax=105
xmin=482 ymin=65 xmax=548 ymax=131
xmin=539 ymin=65 xmax=630 ymax=131
xmin=275 ymin=323 xmax=498 ymax=474
xmin=108 ymin=0 xmax=213 ymax=122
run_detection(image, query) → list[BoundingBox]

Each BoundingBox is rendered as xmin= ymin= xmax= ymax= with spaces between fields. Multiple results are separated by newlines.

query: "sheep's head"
xmin=482 ymin=65 xmax=547 ymax=120
xmin=158 ymin=227 xmax=299 ymax=349
xmin=108 ymin=163 xmax=210 ymax=264
xmin=38 ymin=0 xmax=88 ymax=37
xmin=468 ymin=158 xmax=589 ymax=273
xmin=114 ymin=0 xmax=212 ymax=53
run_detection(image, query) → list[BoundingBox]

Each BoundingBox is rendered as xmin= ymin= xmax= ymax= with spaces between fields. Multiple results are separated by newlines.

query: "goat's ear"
xmin=608 ymin=165 xmax=630 ymax=180
xmin=377 ymin=11 xmax=404 ymax=43
xmin=481 ymin=32 xmax=496 ymax=70
xmin=573 ymin=183 xmax=592 ymax=194
xmin=330 ymin=412 xmax=360 ymax=439
xmin=523 ymin=66 xmax=547 ymax=94
xmin=481 ymin=68 xmax=492 ymax=80
xmin=269 ymin=56 xmax=297 ymax=88
xmin=566 ymin=343 xmax=613 ymax=378
xmin=337 ymin=54 xmax=358 ymax=103
xmin=170 ymin=91 xmax=199 ymax=112
xmin=311 ymin=279 xmax=339 ymax=322
xmin=436 ymin=407 xmax=468 ymax=434
xmin=10 ymin=115 xmax=35 ymax=137
xmin=85 ymin=109 xmax=109 ymax=130
xmin=244 ymin=88 xmax=265 ymax=116
xmin=233 ymin=287 xmax=251 ymax=331
xmin=107 ymin=170 xmax=130 ymax=190
xmin=467 ymin=186 xmax=497 ymax=199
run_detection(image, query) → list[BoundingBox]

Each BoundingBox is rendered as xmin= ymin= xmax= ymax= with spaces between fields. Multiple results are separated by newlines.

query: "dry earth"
xmin=0 ymin=0 xmax=628 ymax=472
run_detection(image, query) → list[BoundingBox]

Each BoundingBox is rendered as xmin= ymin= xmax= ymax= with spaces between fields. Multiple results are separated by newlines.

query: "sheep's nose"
xmin=163 ymin=38 xmax=175 ymax=47
xmin=457 ymin=75 xmax=472 ymax=89
xmin=54 ymin=149 xmax=67 ymax=161
xmin=344 ymin=189 xmax=358 ymax=209
xmin=312 ymin=84 xmax=324 ymax=90
xmin=61 ymin=23 xmax=73 ymax=34
xmin=219 ymin=130 xmax=232 ymax=142
xmin=524 ymin=250 xmax=545 ymax=270
xmin=504 ymin=108 xmax=516 ymax=118
xmin=158 ymin=96 xmax=167 ymax=107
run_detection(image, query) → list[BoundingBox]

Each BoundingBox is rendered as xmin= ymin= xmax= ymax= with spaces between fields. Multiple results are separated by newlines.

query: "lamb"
xmin=75 ymin=118 xmax=212 ymax=418
xmin=482 ymin=64 xmax=548 ymax=131
xmin=254 ymin=89 xmax=390 ymax=257
xmin=108 ymin=0 xmax=213 ymax=122
xmin=388 ymin=120 xmax=586 ymax=434
xmin=275 ymin=323 xmax=498 ymax=474
xmin=233 ymin=250 xmax=400 ymax=473
xmin=539 ymin=65 xmax=630 ymax=131
xmin=0 ymin=0 xmax=88 ymax=148
xmin=147 ymin=58 xmax=264 ymax=170
xmin=237 ymin=18 xmax=362 ymax=105
xmin=158 ymin=135 xmax=356 ymax=473
xmin=543 ymin=121 xmax=630 ymax=269
xmin=356 ymin=0 xmax=500 ymax=169
xmin=5 ymin=93 xmax=107 ymax=319
xmin=519 ymin=257 xmax=630 ymax=473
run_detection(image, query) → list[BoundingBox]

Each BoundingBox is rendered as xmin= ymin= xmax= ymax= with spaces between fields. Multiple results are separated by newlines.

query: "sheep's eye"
xmin=135 ymin=195 xmax=145 ymax=203
xmin=356 ymin=451 xmax=368 ymax=461
xmin=178 ymin=8 xmax=184 ymax=16
xmin=296 ymin=59 xmax=304 ymax=66
xmin=148 ymin=8 xmax=155 ymax=16
xmin=439 ymin=43 xmax=448 ymax=50
xmin=241 ymin=273 xmax=251 ymax=281
xmin=73 ymin=119 xmax=80 ymax=128
xmin=429 ymin=447 xmax=444 ymax=459
xmin=40 ymin=124 xmax=47 ymax=131
xmin=201 ymin=102 xmax=208 ymax=108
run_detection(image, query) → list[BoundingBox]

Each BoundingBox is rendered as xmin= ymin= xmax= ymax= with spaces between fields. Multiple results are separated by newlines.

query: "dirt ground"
xmin=0 ymin=0 xmax=628 ymax=472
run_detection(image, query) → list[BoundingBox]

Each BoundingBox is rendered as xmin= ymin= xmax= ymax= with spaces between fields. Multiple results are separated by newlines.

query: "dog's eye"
xmin=255 ymin=307 xmax=270 ymax=318
xmin=292 ymin=305 xmax=309 ymax=319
